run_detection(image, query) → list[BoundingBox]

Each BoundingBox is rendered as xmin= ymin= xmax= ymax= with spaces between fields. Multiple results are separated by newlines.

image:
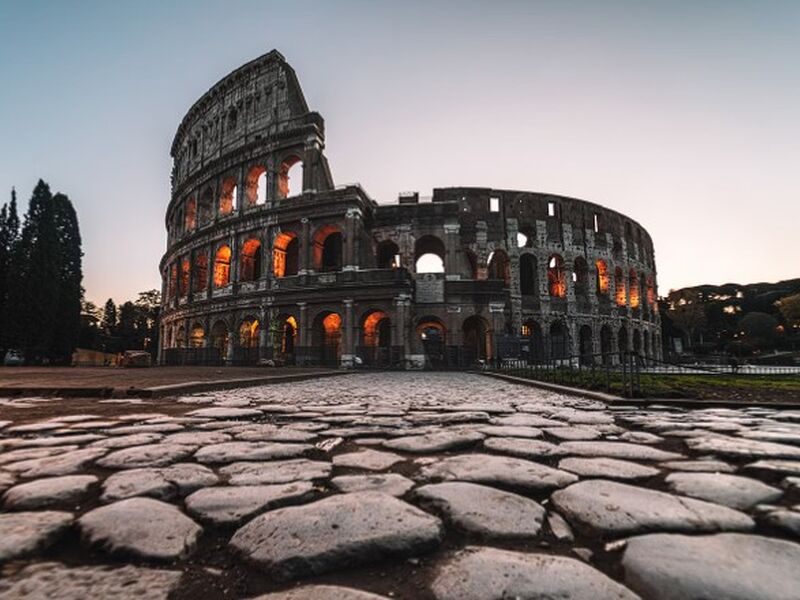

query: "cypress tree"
xmin=0 ymin=188 xmax=20 ymax=354
xmin=102 ymin=298 xmax=117 ymax=334
xmin=51 ymin=192 xmax=83 ymax=363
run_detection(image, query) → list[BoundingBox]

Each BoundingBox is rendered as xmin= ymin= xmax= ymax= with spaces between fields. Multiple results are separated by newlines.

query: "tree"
xmin=777 ymin=294 xmax=800 ymax=328
xmin=740 ymin=312 xmax=779 ymax=349
xmin=102 ymin=299 xmax=117 ymax=334
xmin=50 ymin=192 xmax=83 ymax=363
xmin=667 ymin=289 xmax=708 ymax=351
xmin=135 ymin=289 xmax=161 ymax=356
xmin=0 ymin=188 xmax=20 ymax=354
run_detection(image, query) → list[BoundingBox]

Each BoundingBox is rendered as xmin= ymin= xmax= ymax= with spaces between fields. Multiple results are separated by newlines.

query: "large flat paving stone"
xmin=3 ymin=475 xmax=97 ymax=509
xmin=558 ymin=441 xmax=682 ymax=461
xmin=478 ymin=425 xmax=543 ymax=439
xmin=4 ymin=447 xmax=107 ymax=478
xmin=483 ymin=437 xmax=563 ymax=458
xmin=686 ymin=434 xmax=800 ymax=458
xmin=744 ymin=459 xmax=800 ymax=475
xmin=230 ymin=491 xmax=442 ymax=579
xmin=332 ymin=449 xmax=404 ymax=471
xmin=97 ymin=443 xmax=194 ymax=469
xmin=665 ymin=472 xmax=783 ymax=510
xmin=558 ymin=457 xmax=660 ymax=480
xmin=90 ymin=432 xmax=165 ymax=449
xmin=194 ymin=441 xmax=311 ymax=464
xmin=0 ymin=562 xmax=183 ymax=600
xmin=418 ymin=453 xmax=577 ymax=492
xmin=0 ymin=511 xmax=73 ymax=561
xmin=185 ymin=482 xmax=315 ymax=525
xmin=544 ymin=426 xmax=602 ymax=441
xmin=383 ymin=430 xmax=484 ymax=453
xmin=187 ymin=407 xmax=263 ymax=419
xmin=415 ymin=482 xmax=545 ymax=538
xmin=101 ymin=463 xmax=218 ymax=501
xmin=162 ymin=431 xmax=232 ymax=446
xmin=251 ymin=586 xmax=389 ymax=599
xmin=78 ymin=497 xmax=202 ymax=560
xmin=659 ymin=459 xmax=735 ymax=473
xmin=221 ymin=459 xmax=332 ymax=485
xmin=430 ymin=546 xmax=638 ymax=600
xmin=551 ymin=479 xmax=754 ymax=537
xmin=621 ymin=533 xmax=800 ymax=600
xmin=331 ymin=474 xmax=415 ymax=497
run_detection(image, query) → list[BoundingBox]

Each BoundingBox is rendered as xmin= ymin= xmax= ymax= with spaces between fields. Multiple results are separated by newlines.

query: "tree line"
xmin=0 ymin=181 xmax=83 ymax=364
xmin=79 ymin=291 xmax=160 ymax=357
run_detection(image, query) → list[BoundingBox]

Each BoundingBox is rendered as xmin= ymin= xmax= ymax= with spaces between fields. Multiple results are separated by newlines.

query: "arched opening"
xmin=210 ymin=321 xmax=229 ymax=355
xmin=516 ymin=232 xmax=529 ymax=248
xmin=361 ymin=310 xmax=392 ymax=366
xmin=240 ymin=239 xmax=262 ymax=282
xmin=646 ymin=275 xmax=656 ymax=306
xmin=416 ymin=317 xmax=446 ymax=368
xmin=272 ymin=314 xmax=298 ymax=363
xmin=573 ymin=257 xmax=589 ymax=296
xmin=184 ymin=197 xmax=197 ymax=232
xmin=618 ymin=325 xmax=628 ymax=356
xmin=189 ymin=323 xmax=204 ymax=348
xmin=273 ymin=231 xmax=299 ymax=277
xmin=376 ymin=240 xmax=400 ymax=269
xmin=313 ymin=225 xmax=343 ymax=272
xmin=199 ymin=187 xmax=214 ymax=225
xmin=633 ymin=329 xmax=642 ymax=355
xmin=579 ymin=325 xmax=593 ymax=365
xmin=600 ymin=324 xmax=613 ymax=365
xmin=550 ymin=321 xmax=568 ymax=360
xmin=518 ymin=226 xmax=535 ymax=248
xmin=414 ymin=235 xmax=446 ymax=274
xmin=520 ymin=254 xmax=538 ymax=296
xmin=643 ymin=330 xmax=650 ymax=359
xmin=464 ymin=250 xmax=478 ymax=279
xmin=462 ymin=316 xmax=491 ymax=364
xmin=312 ymin=311 xmax=342 ymax=366
xmin=278 ymin=155 xmax=303 ymax=199
xmin=220 ymin=177 xmax=238 ymax=215
xmin=521 ymin=319 xmax=544 ymax=362
xmin=246 ymin=165 xmax=267 ymax=207
xmin=193 ymin=252 xmax=208 ymax=293
xmin=615 ymin=267 xmax=627 ymax=306
xmin=487 ymin=250 xmax=510 ymax=285
xmin=239 ymin=318 xmax=260 ymax=348
xmin=596 ymin=259 xmax=610 ymax=296
xmin=168 ymin=264 xmax=177 ymax=300
xmin=213 ymin=245 xmax=231 ymax=288
xmin=629 ymin=270 xmax=640 ymax=308
xmin=547 ymin=254 xmax=566 ymax=298
xmin=179 ymin=257 xmax=190 ymax=297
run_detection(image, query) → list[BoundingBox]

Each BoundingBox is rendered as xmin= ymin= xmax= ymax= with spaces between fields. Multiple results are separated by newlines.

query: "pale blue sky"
xmin=1 ymin=1 xmax=798 ymax=304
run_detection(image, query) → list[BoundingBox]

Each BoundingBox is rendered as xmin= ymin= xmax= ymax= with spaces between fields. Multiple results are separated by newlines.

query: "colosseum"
xmin=159 ymin=50 xmax=661 ymax=369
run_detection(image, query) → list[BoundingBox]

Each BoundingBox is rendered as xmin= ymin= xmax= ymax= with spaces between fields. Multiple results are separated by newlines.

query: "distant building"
xmin=159 ymin=50 xmax=661 ymax=368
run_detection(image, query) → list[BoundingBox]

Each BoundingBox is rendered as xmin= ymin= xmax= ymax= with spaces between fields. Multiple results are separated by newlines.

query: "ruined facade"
xmin=159 ymin=50 xmax=661 ymax=368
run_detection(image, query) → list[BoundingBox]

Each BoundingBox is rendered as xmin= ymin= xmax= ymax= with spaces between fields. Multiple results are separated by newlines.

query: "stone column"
xmin=341 ymin=298 xmax=355 ymax=368
xmin=299 ymin=218 xmax=311 ymax=275
xmin=344 ymin=208 xmax=362 ymax=271
xmin=230 ymin=235 xmax=240 ymax=286
xmin=444 ymin=222 xmax=460 ymax=280
xmin=225 ymin=329 xmax=235 ymax=366
xmin=258 ymin=304 xmax=270 ymax=361
xmin=297 ymin=302 xmax=309 ymax=364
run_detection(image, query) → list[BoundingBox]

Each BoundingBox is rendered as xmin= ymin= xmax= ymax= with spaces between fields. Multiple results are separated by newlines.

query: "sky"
xmin=1 ymin=0 xmax=798 ymax=305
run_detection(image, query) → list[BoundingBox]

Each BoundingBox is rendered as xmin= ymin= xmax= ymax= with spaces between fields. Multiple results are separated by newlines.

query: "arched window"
xmin=487 ymin=250 xmax=510 ymax=285
xmin=210 ymin=321 xmax=229 ymax=352
xmin=521 ymin=319 xmax=544 ymax=362
xmin=220 ymin=177 xmax=237 ymax=215
xmin=579 ymin=325 xmax=593 ymax=365
xmin=646 ymin=275 xmax=656 ymax=306
xmin=547 ymin=254 xmax=566 ymax=298
xmin=416 ymin=317 xmax=446 ymax=367
xmin=376 ymin=240 xmax=400 ymax=269
xmin=615 ymin=267 xmax=627 ymax=306
xmin=213 ymin=245 xmax=231 ymax=287
xmin=184 ymin=197 xmax=197 ymax=231
xmin=550 ymin=321 xmax=568 ymax=359
xmin=600 ymin=324 xmax=613 ymax=365
xmin=362 ymin=310 xmax=391 ymax=348
xmin=273 ymin=232 xmax=299 ymax=277
xmin=414 ymin=235 xmax=446 ymax=274
xmin=595 ymin=259 xmax=609 ymax=295
xmin=278 ymin=155 xmax=303 ymax=199
xmin=174 ymin=325 xmax=186 ymax=348
xmin=462 ymin=315 xmax=491 ymax=362
xmin=167 ymin=264 xmax=177 ymax=300
xmin=193 ymin=252 xmax=208 ymax=293
xmin=520 ymin=254 xmax=538 ymax=296
xmin=272 ymin=314 xmax=298 ymax=358
xmin=178 ymin=257 xmax=190 ymax=297
xmin=629 ymin=270 xmax=640 ymax=308
xmin=246 ymin=166 xmax=267 ymax=207
xmin=189 ymin=324 xmax=204 ymax=348
xmin=573 ymin=256 xmax=588 ymax=296
xmin=313 ymin=225 xmax=343 ymax=272
xmin=239 ymin=318 xmax=260 ymax=348
xmin=240 ymin=239 xmax=262 ymax=281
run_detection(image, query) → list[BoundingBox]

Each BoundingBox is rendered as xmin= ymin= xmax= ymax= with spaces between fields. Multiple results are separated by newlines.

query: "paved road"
xmin=0 ymin=373 xmax=799 ymax=599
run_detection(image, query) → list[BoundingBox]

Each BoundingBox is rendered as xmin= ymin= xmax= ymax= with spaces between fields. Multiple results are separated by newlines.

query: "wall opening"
xmin=213 ymin=245 xmax=231 ymax=288
xmin=273 ymin=231 xmax=299 ymax=277
xmin=240 ymin=239 xmax=262 ymax=281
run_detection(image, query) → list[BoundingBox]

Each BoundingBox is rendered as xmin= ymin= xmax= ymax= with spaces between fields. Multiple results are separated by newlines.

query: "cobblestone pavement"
xmin=1 ymin=373 xmax=799 ymax=599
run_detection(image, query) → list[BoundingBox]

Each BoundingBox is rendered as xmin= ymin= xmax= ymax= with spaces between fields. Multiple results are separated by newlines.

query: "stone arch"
xmin=487 ymin=250 xmax=510 ymax=285
xmin=361 ymin=309 xmax=391 ymax=348
xmin=618 ymin=325 xmax=629 ymax=356
xmin=192 ymin=252 xmax=208 ymax=293
xmin=414 ymin=235 xmax=446 ymax=274
xmin=462 ymin=315 xmax=492 ymax=363
xmin=579 ymin=324 xmax=593 ymax=365
xmin=573 ymin=256 xmax=589 ymax=296
xmin=178 ymin=257 xmax=190 ymax=297
xmin=189 ymin=323 xmax=205 ymax=348
xmin=210 ymin=320 xmax=229 ymax=353
xmin=629 ymin=269 xmax=640 ymax=308
xmin=271 ymin=313 xmax=298 ymax=362
xmin=273 ymin=231 xmax=299 ymax=277
xmin=463 ymin=249 xmax=479 ymax=279
xmin=240 ymin=238 xmax=262 ymax=282
xmin=596 ymin=259 xmax=610 ymax=296
xmin=547 ymin=254 xmax=566 ymax=298
xmin=521 ymin=319 xmax=544 ymax=362
xmin=213 ymin=245 xmax=232 ymax=287
xmin=175 ymin=324 xmax=186 ymax=348
xmin=184 ymin=197 xmax=197 ymax=231
xmin=549 ymin=320 xmax=568 ymax=360
xmin=633 ymin=328 xmax=642 ymax=354
xmin=245 ymin=165 xmax=267 ymax=207
xmin=198 ymin=186 xmax=214 ymax=225
xmin=376 ymin=240 xmax=400 ymax=269
xmin=600 ymin=324 xmax=613 ymax=365
xmin=311 ymin=310 xmax=342 ymax=366
xmin=615 ymin=267 xmax=627 ymax=306
xmin=416 ymin=316 xmax=447 ymax=367
xmin=313 ymin=225 xmax=343 ymax=272
xmin=239 ymin=316 xmax=260 ymax=348
xmin=220 ymin=176 xmax=238 ymax=215
xmin=277 ymin=155 xmax=303 ymax=199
